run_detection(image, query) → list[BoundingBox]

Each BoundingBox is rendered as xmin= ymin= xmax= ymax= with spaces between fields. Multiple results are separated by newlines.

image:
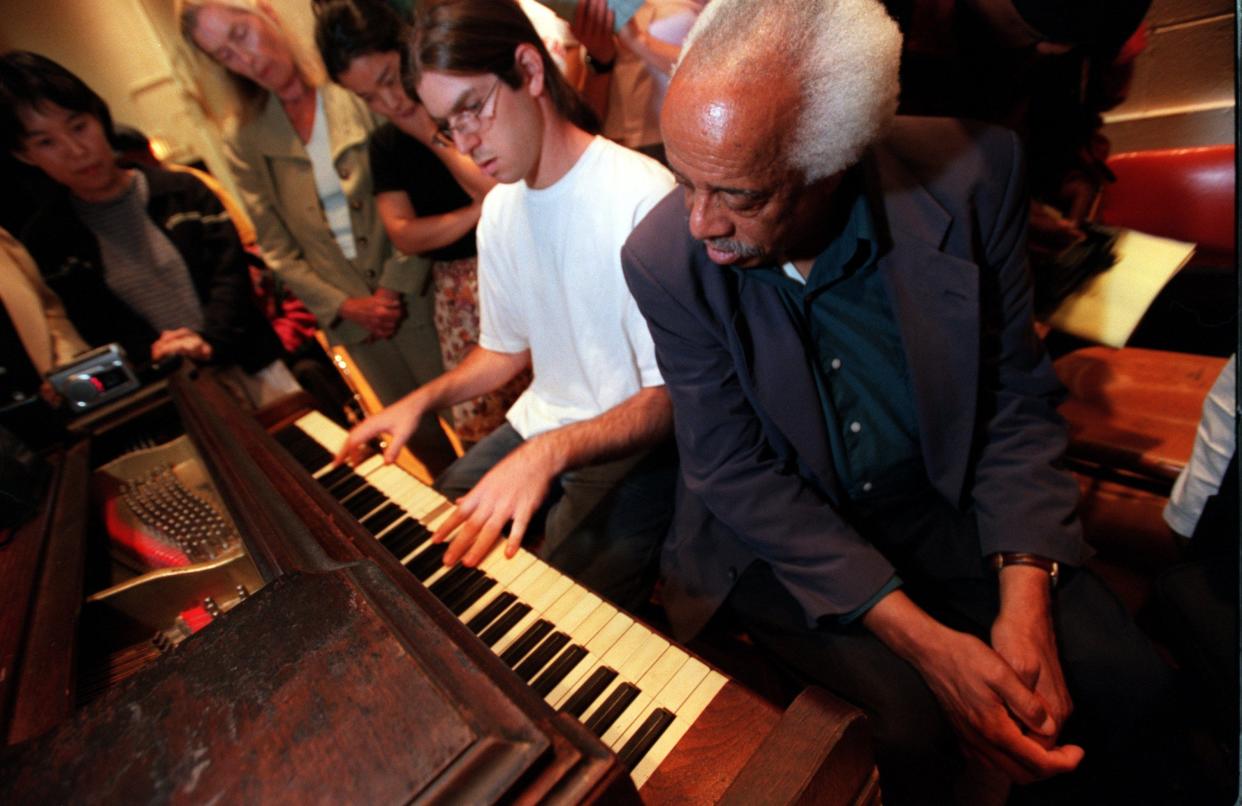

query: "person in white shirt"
xmin=339 ymin=0 xmax=677 ymax=611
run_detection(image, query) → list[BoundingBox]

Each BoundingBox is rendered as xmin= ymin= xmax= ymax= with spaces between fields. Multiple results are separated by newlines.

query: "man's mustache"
xmin=705 ymin=238 xmax=765 ymax=259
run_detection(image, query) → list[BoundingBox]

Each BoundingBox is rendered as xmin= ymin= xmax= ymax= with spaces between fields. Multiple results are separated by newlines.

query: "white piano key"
xmin=575 ymin=623 xmax=657 ymax=726
xmin=490 ymin=566 xmax=572 ymax=655
xmin=547 ymin=611 xmax=634 ymax=710
xmin=629 ymin=666 xmax=728 ymax=788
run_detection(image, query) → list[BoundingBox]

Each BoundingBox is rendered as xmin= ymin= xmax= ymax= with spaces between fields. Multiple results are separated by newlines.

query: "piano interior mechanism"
xmin=0 ymin=368 xmax=879 ymax=804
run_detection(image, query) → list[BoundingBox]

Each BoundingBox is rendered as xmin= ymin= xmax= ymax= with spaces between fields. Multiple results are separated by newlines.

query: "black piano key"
xmin=342 ymin=486 xmax=385 ymax=518
xmin=583 ymin=682 xmax=641 ymax=737
xmin=466 ymin=592 xmax=518 ymax=634
xmin=477 ymin=603 xmax=532 ymax=647
xmin=428 ymin=565 xmax=477 ymax=600
xmin=407 ymin=542 xmax=450 ymax=581
xmin=444 ymin=575 xmax=495 ymax=616
xmin=513 ymin=632 xmax=570 ymax=682
xmin=274 ymin=427 xmax=334 ymax=471
xmin=380 ymin=519 xmax=430 ymax=559
xmin=315 ymin=463 xmax=354 ymax=489
xmin=617 ymin=707 xmax=677 ymax=769
xmin=323 ymin=468 xmax=365 ymax=498
xmin=530 ymin=645 xmax=588 ymax=698
xmin=560 ymin=666 xmax=618 ymax=719
xmin=361 ymin=503 xmax=404 ymax=536
xmin=325 ymin=469 xmax=362 ymax=499
xmin=499 ymin=620 xmax=554 ymax=667
xmin=435 ymin=568 xmax=486 ymax=611
xmin=292 ymin=438 xmax=333 ymax=470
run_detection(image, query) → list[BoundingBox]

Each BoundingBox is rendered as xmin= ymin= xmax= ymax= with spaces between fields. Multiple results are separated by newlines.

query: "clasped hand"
xmin=151 ymin=327 xmax=213 ymax=363
xmin=921 ymin=626 xmax=1082 ymax=785
xmin=340 ymin=289 xmax=404 ymax=340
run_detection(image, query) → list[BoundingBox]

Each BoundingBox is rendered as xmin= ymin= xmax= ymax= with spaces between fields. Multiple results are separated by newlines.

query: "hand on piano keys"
xmin=333 ymin=395 xmax=555 ymax=568
xmin=332 ymin=390 xmax=425 ymax=467
xmin=278 ymin=411 xmax=727 ymax=787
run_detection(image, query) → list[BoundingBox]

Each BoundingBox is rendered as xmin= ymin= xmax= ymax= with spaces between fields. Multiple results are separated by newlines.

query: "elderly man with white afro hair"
xmin=675 ymin=0 xmax=902 ymax=182
xmin=622 ymin=0 xmax=1178 ymax=803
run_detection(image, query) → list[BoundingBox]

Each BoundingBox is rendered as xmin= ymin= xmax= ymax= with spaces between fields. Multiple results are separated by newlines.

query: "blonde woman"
xmin=178 ymin=0 xmax=454 ymax=470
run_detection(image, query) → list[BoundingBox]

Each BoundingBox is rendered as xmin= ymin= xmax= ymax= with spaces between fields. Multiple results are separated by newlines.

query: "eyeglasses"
xmin=436 ymin=79 xmax=502 ymax=140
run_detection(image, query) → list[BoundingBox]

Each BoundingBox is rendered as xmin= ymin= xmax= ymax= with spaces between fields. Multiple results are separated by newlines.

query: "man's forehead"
xmin=416 ymin=70 xmax=493 ymax=116
xmin=662 ymin=77 xmax=797 ymax=185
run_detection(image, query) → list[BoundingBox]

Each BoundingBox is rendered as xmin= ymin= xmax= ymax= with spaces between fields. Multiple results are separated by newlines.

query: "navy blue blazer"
xmin=622 ymin=117 xmax=1086 ymax=640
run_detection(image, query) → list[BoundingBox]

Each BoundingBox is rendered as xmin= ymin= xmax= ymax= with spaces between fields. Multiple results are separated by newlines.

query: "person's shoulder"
xmin=142 ymin=163 xmax=203 ymax=195
xmin=369 ymin=121 xmax=426 ymax=165
xmin=599 ymin=137 xmax=672 ymax=177
xmin=478 ymin=181 xmax=524 ymax=228
xmin=588 ymin=138 xmax=675 ymax=203
xmin=623 ymin=187 xmax=693 ymax=268
xmin=873 ymin=115 xmax=1023 ymax=210
xmin=369 ymin=121 xmax=401 ymax=150
xmin=878 ymin=116 xmax=1021 ymax=184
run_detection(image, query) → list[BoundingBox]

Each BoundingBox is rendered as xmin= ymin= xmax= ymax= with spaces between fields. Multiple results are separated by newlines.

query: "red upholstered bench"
xmin=1053 ymin=144 xmax=1235 ymax=611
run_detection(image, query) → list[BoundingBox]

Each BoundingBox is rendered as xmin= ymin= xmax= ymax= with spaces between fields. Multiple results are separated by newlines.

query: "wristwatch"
xmin=991 ymin=552 xmax=1059 ymax=587
xmin=585 ymin=51 xmax=616 ymax=74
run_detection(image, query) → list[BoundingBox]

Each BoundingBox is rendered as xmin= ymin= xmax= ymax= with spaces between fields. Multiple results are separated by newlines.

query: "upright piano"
xmin=0 ymin=368 xmax=879 ymax=804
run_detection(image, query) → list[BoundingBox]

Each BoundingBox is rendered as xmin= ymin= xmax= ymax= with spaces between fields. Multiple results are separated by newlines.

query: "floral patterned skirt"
xmin=433 ymin=256 xmax=530 ymax=444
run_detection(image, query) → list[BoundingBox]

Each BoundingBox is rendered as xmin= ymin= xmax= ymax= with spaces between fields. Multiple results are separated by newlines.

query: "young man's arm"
xmin=335 ymin=345 xmax=530 ymax=463
xmin=431 ymin=384 xmax=673 ymax=566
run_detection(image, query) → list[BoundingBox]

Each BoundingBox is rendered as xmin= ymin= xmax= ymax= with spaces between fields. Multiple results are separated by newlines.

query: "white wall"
xmin=1102 ymin=0 xmax=1236 ymax=151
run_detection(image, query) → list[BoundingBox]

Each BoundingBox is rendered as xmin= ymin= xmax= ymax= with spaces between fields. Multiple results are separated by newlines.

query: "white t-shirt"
xmin=1164 ymin=354 xmax=1236 ymax=536
xmin=476 ymin=136 xmax=674 ymax=438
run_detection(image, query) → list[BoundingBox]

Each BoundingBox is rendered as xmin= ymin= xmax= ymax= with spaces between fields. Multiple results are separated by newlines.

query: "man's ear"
xmin=514 ymin=42 xmax=545 ymax=99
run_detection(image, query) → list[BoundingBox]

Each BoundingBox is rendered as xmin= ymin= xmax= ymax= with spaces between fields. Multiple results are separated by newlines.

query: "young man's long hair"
xmin=405 ymin=0 xmax=599 ymax=134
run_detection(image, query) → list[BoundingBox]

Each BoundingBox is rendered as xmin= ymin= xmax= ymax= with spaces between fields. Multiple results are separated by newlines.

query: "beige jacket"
xmin=0 ymin=227 xmax=89 ymax=374
xmin=225 ymin=83 xmax=432 ymax=346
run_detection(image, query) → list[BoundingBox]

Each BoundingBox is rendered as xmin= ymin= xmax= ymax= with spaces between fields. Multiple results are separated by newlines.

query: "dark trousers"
xmin=722 ymin=487 xmax=1175 ymax=806
xmin=436 ymin=423 xmax=677 ymax=612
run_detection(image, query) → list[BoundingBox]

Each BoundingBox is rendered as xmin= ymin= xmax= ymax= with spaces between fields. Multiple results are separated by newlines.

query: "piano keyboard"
xmin=274 ymin=411 xmax=726 ymax=789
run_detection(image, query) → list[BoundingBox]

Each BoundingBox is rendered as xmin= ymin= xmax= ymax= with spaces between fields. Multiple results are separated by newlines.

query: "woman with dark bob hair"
xmin=0 ymin=50 xmax=296 ymax=407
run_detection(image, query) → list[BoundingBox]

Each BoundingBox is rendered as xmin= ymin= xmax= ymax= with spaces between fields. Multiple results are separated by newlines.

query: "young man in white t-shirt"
xmin=339 ymin=0 xmax=675 ymax=611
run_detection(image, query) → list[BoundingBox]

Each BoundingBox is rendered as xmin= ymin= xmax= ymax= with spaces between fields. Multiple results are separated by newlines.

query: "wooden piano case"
xmin=0 ymin=369 xmax=877 ymax=804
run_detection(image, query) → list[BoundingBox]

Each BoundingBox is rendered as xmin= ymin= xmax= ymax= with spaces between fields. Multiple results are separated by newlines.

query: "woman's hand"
xmin=338 ymin=291 xmax=404 ymax=340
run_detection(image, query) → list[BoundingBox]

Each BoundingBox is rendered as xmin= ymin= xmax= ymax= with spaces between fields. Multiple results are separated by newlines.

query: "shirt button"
xmin=727 ymin=566 xmax=738 ymax=583
xmin=862 ymin=481 xmax=873 ymax=493
xmin=830 ymin=357 xmax=842 ymax=370
xmin=357 ymin=235 xmax=368 ymax=247
xmin=850 ymin=421 xmax=862 ymax=433
xmin=350 ymin=199 xmax=362 ymax=211
xmin=366 ymin=269 xmax=376 ymax=279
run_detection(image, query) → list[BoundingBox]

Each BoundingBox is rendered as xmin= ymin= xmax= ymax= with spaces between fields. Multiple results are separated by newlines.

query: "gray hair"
xmin=676 ymin=0 xmax=902 ymax=182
